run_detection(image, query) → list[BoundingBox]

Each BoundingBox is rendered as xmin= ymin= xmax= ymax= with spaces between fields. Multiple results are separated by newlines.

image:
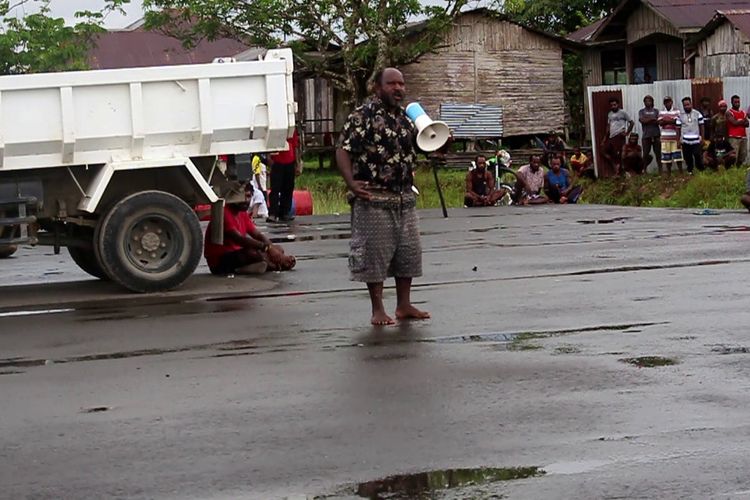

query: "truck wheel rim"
xmin=124 ymin=215 xmax=184 ymax=273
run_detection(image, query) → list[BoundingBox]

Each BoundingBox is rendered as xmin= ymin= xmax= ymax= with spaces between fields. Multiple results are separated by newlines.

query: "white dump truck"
xmin=0 ymin=49 xmax=296 ymax=292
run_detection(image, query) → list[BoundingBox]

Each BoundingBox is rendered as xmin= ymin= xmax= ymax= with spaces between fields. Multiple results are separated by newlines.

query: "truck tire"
xmin=68 ymin=246 xmax=109 ymax=280
xmin=97 ymin=191 xmax=203 ymax=293
xmin=0 ymin=244 xmax=17 ymax=258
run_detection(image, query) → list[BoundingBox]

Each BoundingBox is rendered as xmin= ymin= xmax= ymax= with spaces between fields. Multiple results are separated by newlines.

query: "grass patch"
xmin=582 ymin=168 xmax=747 ymax=209
xmin=619 ymin=356 xmax=679 ymax=367
xmin=554 ymin=345 xmax=582 ymax=355
xmin=296 ymin=165 xmax=749 ymax=215
xmin=296 ymin=166 xmax=467 ymax=215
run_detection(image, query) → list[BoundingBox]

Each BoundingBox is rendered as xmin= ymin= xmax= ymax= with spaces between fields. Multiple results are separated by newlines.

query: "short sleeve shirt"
xmin=337 ymin=96 xmax=417 ymax=193
xmin=676 ymin=110 xmax=704 ymax=144
xmin=638 ymin=107 xmax=661 ymax=138
xmin=204 ymin=207 xmax=256 ymax=270
xmin=608 ymin=109 xmax=631 ymax=138
xmin=517 ymin=165 xmax=545 ymax=194
xmin=659 ymin=108 xmax=681 ymax=139
xmin=546 ymin=169 xmax=570 ymax=190
xmin=270 ymin=129 xmax=299 ymax=164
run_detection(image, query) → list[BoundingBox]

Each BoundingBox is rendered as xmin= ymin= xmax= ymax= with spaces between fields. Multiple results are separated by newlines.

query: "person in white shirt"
xmin=677 ymin=97 xmax=705 ymax=173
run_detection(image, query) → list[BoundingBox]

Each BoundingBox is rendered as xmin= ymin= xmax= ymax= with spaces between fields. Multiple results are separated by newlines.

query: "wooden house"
xmin=568 ymin=0 xmax=750 ymax=87
xmin=693 ymin=10 xmax=750 ymax=77
xmin=399 ymin=9 xmax=572 ymax=138
xmin=296 ymin=8 xmax=573 ymax=149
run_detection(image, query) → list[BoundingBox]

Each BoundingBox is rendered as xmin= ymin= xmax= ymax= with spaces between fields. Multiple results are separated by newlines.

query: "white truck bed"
xmin=0 ymin=49 xmax=296 ymax=171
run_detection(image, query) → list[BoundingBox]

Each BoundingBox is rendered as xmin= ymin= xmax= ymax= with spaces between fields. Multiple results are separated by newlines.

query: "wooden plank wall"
xmin=656 ymin=40 xmax=684 ymax=80
xmin=400 ymin=13 xmax=565 ymax=137
xmin=626 ymin=3 xmax=679 ymax=44
xmin=695 ymin=22 xmax=750 ymax=77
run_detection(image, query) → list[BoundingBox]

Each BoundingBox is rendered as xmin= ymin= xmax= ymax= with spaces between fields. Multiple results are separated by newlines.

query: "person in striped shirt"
xmin=677 ymin=97 xmax=705 ymax=173
xmin=658 ymin=96 xmax=683 ymax=175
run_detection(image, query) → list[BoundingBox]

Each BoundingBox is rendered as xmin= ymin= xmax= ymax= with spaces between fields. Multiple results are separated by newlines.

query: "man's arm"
xmin=225 ymin=228 xmax=267 ymax=251
xmin=626 ymin=118 xmax=635 ymax=135
xmin=727 ymin=110 xmax=743 ymax=126
xmin=639 ymin=111 xmax=656 ymax=125
xmin=486 ymin=171 xmax=496 ymax=192
xmin=601 ymin=121 xmax=610 ymax=146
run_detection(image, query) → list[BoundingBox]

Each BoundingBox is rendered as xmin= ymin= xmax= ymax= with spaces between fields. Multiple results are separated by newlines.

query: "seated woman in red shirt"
xmin=204 ymin=184 xmax=296 ymax=275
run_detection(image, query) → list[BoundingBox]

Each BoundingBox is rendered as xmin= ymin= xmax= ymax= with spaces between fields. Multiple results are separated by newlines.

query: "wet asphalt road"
xmin=3 ymin=205 xmax=750 ymax=499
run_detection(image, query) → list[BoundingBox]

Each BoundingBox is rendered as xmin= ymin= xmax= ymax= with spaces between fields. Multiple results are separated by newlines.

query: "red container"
xmin=293 ymin=190 xmax=313 ymax=216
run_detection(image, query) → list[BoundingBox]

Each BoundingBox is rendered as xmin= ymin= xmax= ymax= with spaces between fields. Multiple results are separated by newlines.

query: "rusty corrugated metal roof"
xmin=721 ymin=9 xmax=750 ymax=38
xmin=88 ymin=29 xmax=251 ymax=69
xmin=646 ymin=0 xmax=750 ymax=30
xmin=567 ymin=18 xmax=608 ymax=42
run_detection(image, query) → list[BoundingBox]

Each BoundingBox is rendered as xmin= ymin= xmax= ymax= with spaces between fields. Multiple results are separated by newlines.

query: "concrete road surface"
xmin=3 ymin=205 xmax=750 ymax=499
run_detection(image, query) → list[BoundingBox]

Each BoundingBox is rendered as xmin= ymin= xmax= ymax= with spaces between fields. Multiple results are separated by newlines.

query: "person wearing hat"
xmin=658 ymin=96 xmax=683 ymax=174
xmin=204 ymin=183 xmax=296 ymax=275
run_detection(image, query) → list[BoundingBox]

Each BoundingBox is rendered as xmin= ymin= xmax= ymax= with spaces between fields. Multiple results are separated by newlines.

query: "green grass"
xmin=295 ymin=164 xmax=749 ymax=215
xmin=581 ymin=168 xmax=748 ymax=209
xmin=296 ymin=167 xmax=467 ymax=215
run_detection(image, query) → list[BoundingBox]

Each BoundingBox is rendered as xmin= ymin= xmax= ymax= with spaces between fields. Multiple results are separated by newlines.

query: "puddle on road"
xmin=577 ymin=217 xmax=631 ymax=225
xmin=317 ymin=466 xmax=544 ymax=499
xmin=620 ymin=356 xmax=678 ymax=367
xmin=469 ymin=226 xmax=502 ymax=233
xmin=81 ymin=406 xmax=111 ymax=414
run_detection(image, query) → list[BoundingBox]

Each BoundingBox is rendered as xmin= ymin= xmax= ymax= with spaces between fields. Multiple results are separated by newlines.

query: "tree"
xmin=0 ymin=0 xmax=129 ymax=74
xmin=503 ymin=0 xmax=620 ymax=140
xmin=142 ymin=0 xmax=481 ymax=106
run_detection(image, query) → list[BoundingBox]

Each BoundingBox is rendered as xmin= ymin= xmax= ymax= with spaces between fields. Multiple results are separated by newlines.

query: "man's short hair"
xmin=732 ymin=95 xmax=740 ymax=101
xmin=644 ymin=95 xmax=654 ymax=102
xmin=609 ymin=97 xmax=619 ymax=104
xmin=529 ymin=154 xmax=541 ymax=162
xmin=475 ymin=154 xmax=486 ymax=163
xmin=549 ymin=155 xmax=562 ymax=164
xmin=372 ymin=69 xmax=385 ymax=86
xmin=682 ymin=96 xmax=692 ymax=103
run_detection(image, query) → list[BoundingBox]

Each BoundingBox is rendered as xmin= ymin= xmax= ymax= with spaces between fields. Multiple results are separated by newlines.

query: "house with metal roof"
xmin=568 ymin=0 xmax=750 ymax=88
xmin=692 ymin=10 xmax=750 ymax=77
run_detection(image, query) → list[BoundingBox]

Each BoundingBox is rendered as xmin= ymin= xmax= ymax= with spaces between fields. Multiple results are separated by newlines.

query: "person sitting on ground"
xmin=622 ymin=133 xmax=650 ymax=175
xmin=569 ymin=146 xmax=592 ymax=177
xmin=204 ymin=183 xmax=296 ymax=275
xmin=464 ymin=155 xmax=507 ymax=207
xmin=543 ymin=132 xmax=567 ymax=168
xmin=513 ymin=154 xmax=549 ymax=205
xmin=703 ymin=134 xmax=736 ymax=170
xmin=545 ymin=156 xmax=583 ymax=204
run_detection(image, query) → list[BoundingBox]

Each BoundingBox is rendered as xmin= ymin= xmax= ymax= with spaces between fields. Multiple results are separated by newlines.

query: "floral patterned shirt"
xmin=338 ymin=96 xmax=417 ymax=193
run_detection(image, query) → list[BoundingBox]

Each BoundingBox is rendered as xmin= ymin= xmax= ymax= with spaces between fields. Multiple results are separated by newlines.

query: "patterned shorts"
xmin=349 ymin=194 xmax=422 ymax=283
xmin=661 ymin=139 xmax=682 ymax=162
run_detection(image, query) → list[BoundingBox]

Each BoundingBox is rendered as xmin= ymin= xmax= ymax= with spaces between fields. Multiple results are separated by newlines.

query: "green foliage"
xmin=581 ymin=169 xmax=748 ymax=209
xmin=502 ymin=0 xmax=618 ymax=35
xmin=142 ymin=0 xmax=472 ymax=104
xmin=0 ymin=0 xmax=129 ymax=74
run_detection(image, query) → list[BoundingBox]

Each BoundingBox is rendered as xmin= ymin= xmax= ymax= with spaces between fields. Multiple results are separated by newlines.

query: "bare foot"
xmin=395 ymin=305 xmax=431 ymax=321
xmin=371 ymin=310 xmax=396 ymax=326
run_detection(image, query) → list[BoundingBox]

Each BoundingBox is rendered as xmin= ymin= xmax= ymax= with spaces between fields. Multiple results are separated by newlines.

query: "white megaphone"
xmin=405 ymin=102 xmax=451 ymax=152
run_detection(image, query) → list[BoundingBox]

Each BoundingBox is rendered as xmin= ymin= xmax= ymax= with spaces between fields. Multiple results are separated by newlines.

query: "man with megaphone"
xmin=336 ymin=67 xmax=450 ymax=326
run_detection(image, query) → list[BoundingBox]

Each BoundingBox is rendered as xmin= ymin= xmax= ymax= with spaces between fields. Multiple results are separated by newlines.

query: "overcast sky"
xmin=13 ymin=0 xmax=488 ymax=28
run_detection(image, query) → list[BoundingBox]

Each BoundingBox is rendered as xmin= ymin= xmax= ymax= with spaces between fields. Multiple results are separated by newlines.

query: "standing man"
xmin=658 ymin=96 xmax=682 ymax=174
xmin=678 ymin=97 xmax=705 ymax=173
xmin=601 ymin=97 xmax=634 ymax=176
xmin=726 ymin=95 xmax=749 ymax=166
xmin=712 ymin=99 xmax=729 ymax=141
xmin=336 ymin=68 xmax=432 ymax=326
xmin=699 ymin=97 xmax=714 ymax=141
xmin=639 ymin=95 xmax=661 ymax=174
xmin=267 ymin=127 xmax=301 ymax=223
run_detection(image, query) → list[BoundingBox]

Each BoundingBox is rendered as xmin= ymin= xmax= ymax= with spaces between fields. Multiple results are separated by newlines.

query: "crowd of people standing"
xmin=602 ymin=94 xmax=748 ymax=176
